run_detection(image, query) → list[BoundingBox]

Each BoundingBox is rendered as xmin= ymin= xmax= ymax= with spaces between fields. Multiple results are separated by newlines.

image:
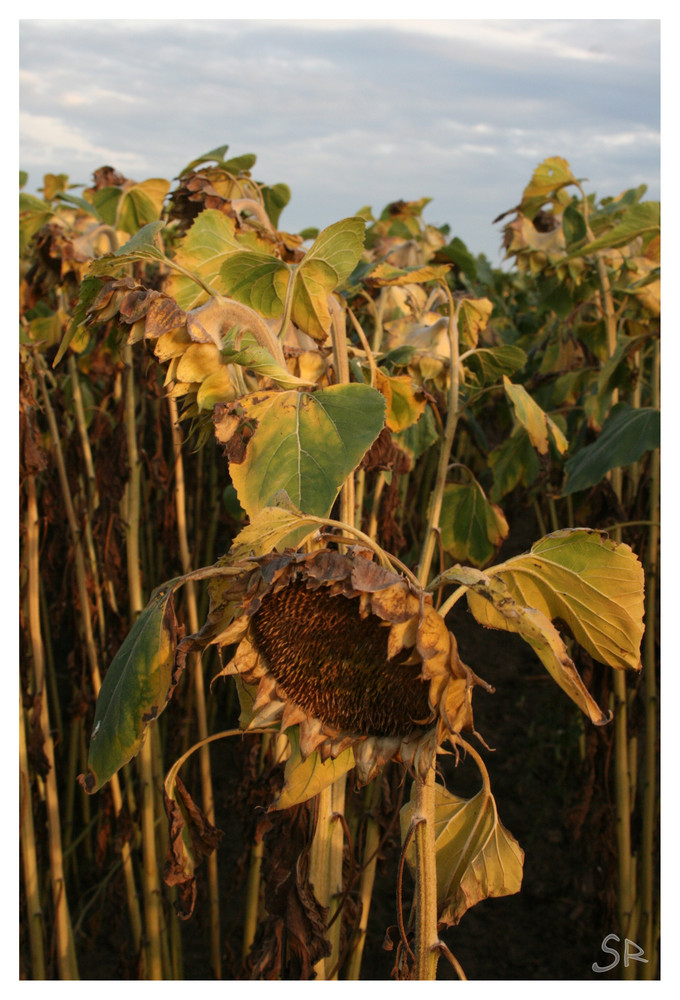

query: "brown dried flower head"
xmin=189 ymin=547 xmax=486 ymax=785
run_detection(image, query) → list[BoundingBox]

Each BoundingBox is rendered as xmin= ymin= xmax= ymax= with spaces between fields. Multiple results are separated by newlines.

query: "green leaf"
xmin=54 ymin=191 xmax=103 ymax=219
xmin=596 ymin=334 xmax=655 ymax=407
xmin=562 ymin=203 xmax=587 ymax=247
xmin=221 ymin=384 xmax=386 ymax=518
xmin=271 ymin=728 xmax=355 ymax=810
xmin=562 ymin=403 xmax=660 ymax=495
xmin=394 ymin=403 xmax=439 ymax=462
xmin=503 ymin=375 xmax=568 ymax=455
xmin=88 ymin=221 xmax=167 ymax=276
xmin=488 ymin=426 xmax=540 ymax=503
xmin=290 ymin=217 xmax=366 ymax=341
xmin=566 ymin=202 xmax=660 ymax=258
xmin=179 ymin=144 xmax=230 ymax=176
xmin=165 ymin=209 xmax=245 ymax=310
xmin=261 ymin=182 xmax=291 ymax=228
xmin=219 ymin=251 xmax=290 ymax=317
xmin=117 ymin=179 xmax=170 ymax=235
xmin=463 ymin=345 xmax=527 ymax=386
xmin=19 ymin=193 xmax=54 ymax=253
xmin=439 ymin=480 xmax=509 ymax=567
xmin=79 ymin=579 xmax=183 ymax=793
xmin=91 ymin=186 xmax=122 ymax=226
xmin=473 ymin=528 xmax=645 ymax=672
xmin=53 ymin=274 xmax=105 ymax=367
xmin=401 ymin=782 xmax=524 ymax=926
xmin=221 ymin=326 xmax=311 ymax=388
xmin=222 ymin=152 xmax=257 ymax=173
xmin=436 ymin=237 xmax=479 ymax=279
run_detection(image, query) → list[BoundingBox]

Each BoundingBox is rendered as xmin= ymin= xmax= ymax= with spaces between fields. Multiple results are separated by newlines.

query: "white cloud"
xmin=20 ymin=110 xmax=148 ymax=176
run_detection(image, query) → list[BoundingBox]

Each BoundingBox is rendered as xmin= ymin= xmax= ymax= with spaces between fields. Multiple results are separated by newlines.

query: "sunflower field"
xmin=19 ymin=149 xmax=660 ymax=980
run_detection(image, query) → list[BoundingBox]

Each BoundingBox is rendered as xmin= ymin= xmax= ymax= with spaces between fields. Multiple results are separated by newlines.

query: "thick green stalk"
xmin=168 ymin=394 xmax=222 ymax=978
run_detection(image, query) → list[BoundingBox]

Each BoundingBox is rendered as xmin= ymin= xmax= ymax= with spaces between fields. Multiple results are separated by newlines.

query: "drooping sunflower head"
xmin=190 ymin=547 xmax=486 ymax=784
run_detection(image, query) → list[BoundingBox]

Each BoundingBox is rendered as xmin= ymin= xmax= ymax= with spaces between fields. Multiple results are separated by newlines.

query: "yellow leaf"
xmin=155 ymin=326 xmax=192 ymax=363
xmin=478 ymin=528 xmax=645 ymax=672
xmin=503 ymin=375 xmax=568 ymax=455
xmin=375 ymin=370 xmax=425 ymax=432
xmin=196 ymin=368 xmax=237 ymax=409
xmin=175 ymin=342 xmax=221 ymax=383
xmin=272 ymin=728 xmax=355 ymax=810
xmin=401 ymin=782 xmax=524 ymax=926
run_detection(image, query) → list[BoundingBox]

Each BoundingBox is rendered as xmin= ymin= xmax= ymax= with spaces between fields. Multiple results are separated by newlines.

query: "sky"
xmin=18 ymin=14 xmax=661 ymax=265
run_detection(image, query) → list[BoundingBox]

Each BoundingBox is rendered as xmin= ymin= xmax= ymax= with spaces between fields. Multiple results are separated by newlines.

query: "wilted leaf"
xmin=364 ymin=262 xmax=452 ymax=286
xmin=229 ymin=504 xmax=320 ymax=560
xmin=503 ymin=375 xmax=568 ymax=455
xmin=520 ymin=156 xmax=578 ymax=208
xmin=374 ymin=370 xmax=425 ymax=432
xmin=401 ymin=781 xmax=523 ymax=926
xmin=439 ymin=481 xmax=509 ymax=567
xmin=457 ymin=297 xmax=493 ymax=349
xmin=175 ymin=342 xmax=222 ymax=383
xmin=467 ymin=577 xmax=610 ymax=724
xmin=271 ymin=728 xmax=355 ymax=810
xmin=79 ymin=579 xmax=183 ymax=793
xmin=562 ymin=403 xmax=660 ymax=495
xmin=217 ymin=384 xmax=386 ymax=519
xmin=470 ymin=528 xmax=645 ymax=672
xmin=163 ymin=773 xmax=223 ymax=919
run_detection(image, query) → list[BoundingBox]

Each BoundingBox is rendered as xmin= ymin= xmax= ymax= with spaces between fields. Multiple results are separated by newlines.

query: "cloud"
xmin=18 ymin=18 xmax=659 ymax=260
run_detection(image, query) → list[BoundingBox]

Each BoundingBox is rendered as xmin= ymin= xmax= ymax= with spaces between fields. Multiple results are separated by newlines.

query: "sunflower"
xmin=187 ymin=547 xmax=489 ymax=785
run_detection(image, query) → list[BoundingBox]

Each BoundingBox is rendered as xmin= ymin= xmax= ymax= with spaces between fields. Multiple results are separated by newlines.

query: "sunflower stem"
xmin=413 ymin=763 xmax=439 ymax=980
xmin=417 ymin=284 xmax=460 ymax=587
xmin=123 ymin=344 xmax=164 ymax=980
xmin=310 ymin=775 xmax=346 ymax=981
xmin=168 ymin=394 xmax=221 ymax=979
xmin=343 ymin=779 xmax=381 ymax=980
